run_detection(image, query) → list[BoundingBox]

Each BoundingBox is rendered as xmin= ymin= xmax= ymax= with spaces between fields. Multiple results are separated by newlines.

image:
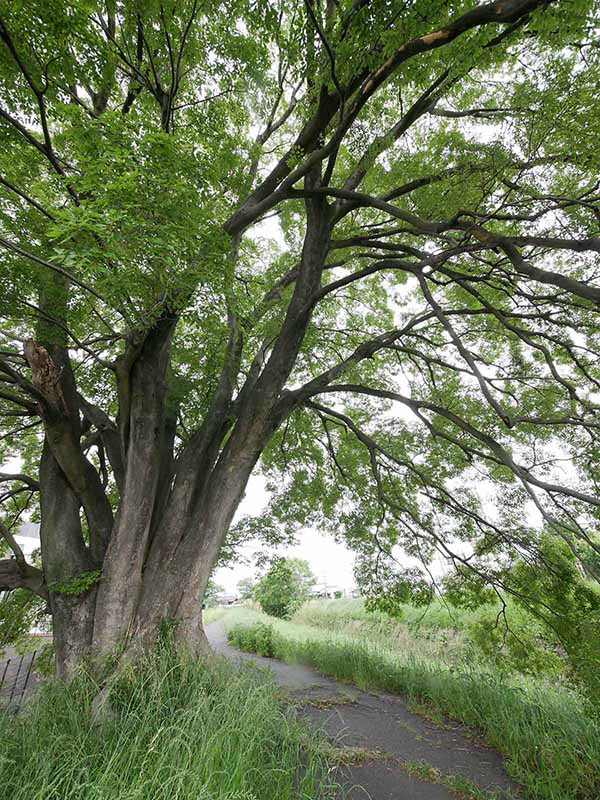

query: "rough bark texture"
xmin=6 ymin=163 xmax=335 ymax=676
xmin=92 ymin=316 xmax=176 ymax=655
xmin=39 ymin=442 xmax=97 ymax=678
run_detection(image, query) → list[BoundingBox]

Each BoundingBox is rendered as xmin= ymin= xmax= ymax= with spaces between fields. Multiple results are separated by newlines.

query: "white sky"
xmin=212 ymin=473 xmax=358 ymax=593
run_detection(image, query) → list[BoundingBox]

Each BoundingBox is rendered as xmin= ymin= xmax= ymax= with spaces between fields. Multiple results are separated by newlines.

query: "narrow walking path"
xmin=206 ymin=621 xmax=519 ymax=800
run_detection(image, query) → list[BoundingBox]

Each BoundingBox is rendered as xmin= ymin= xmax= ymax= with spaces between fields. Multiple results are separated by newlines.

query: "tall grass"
xmin=294 ymin=597 xmax=483 ymax=630
xmin=0 ymin=646 xmax=337 ymax=800
xmin=293 ymin=598 xmax=470 ymax=665
xmin=226 ymin=612 xmax=600 ymax=800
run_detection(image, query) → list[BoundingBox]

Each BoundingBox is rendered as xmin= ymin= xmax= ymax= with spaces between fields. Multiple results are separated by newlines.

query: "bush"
xmin=253 ymin=558 xmax=314 ymax=619
xmin=466 ymin=610 xmax=565 ymax=679
xmin=229 ymin=622 xmax=276 ymax=657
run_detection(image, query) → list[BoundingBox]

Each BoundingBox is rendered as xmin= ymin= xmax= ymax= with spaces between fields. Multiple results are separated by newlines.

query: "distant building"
xmin=12 ymin=522 xmax=40 ymax=558
xmin=309 ymin=583 xmax=356 ymax=599
xmin=216 ymin=593 xmax=239 ymax=606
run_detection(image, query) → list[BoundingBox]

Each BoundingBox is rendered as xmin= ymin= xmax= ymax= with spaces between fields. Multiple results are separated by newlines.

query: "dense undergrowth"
xmin=225 ymin=605 xmax=600 ymax=800
xmin=0 ymin=646 xmax=337 ymax=800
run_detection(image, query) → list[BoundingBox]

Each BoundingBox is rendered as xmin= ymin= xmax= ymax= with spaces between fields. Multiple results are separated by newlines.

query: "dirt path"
xmin=206 ymin=621 xmax=519 ymax=800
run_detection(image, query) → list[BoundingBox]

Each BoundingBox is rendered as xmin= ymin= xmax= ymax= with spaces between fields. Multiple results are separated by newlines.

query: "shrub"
xmin=229 ymin=622 xmax=275 ymax=657
xmin=253 ymin=558 xmax=315 ymax=619
xmin=466 ymin=610 xmax=565 ymax=679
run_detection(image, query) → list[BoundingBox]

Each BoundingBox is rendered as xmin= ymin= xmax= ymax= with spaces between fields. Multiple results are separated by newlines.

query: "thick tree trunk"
xmin=39 ymin=442 xmax=97 ymax=678
xmin=92 ymin=316 xmax=176 ymax=655
xmin=129 ymin=448 xmax=257 ymax=652
xmin=34 ymin=187 xmax=330 ymax=673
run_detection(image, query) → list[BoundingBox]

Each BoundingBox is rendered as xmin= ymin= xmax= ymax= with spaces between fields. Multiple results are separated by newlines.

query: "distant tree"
xmin=203 ymin=579 xmax=225 ymax=609
xmin=237 ymin=576 xmax=256 ymax=601
xmin=254 ymin=558 xmax=316 ymax=618
xmin=287 ymin=558 xmax=317 ymax=597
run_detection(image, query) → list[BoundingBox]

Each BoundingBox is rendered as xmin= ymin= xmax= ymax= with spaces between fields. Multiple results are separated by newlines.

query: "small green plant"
xmin=49 ymin=569 xmax=102 ymax=595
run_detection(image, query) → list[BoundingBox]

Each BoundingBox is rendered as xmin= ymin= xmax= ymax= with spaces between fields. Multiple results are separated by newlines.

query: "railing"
xmin=0 ymin=649 xmax=38 ymax=711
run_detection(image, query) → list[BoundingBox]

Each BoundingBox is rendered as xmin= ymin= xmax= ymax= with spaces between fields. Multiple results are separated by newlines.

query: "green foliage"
xmin=0 ymin=649 xmax=337 ymax=800
xmin=443 ymin=573 xmax=498 ymax=612
xmin=49 ymin=569 xmax=101 ymax=596
xmin=354 ymin=531 xmax=600 ymax=701
xmin=356 ymin=559 xmax=433 ymax=618
xmin=441 ymin=535 xmax=600 ymax=701
xmin=466 ymin=610 xmax=565 ymax=680
xmin=293 ymin=597 xmax=471 ymax=667
xmin=236 ymin=576 xmax=257 ymax=601
xmin=229 ymin=622 xmax=276 ymax=658
xmin=1 ymin=0 xmax=600 ymax=709
xmin=31 ymin=641 xmax=55 ymax=677
xmin=293 ymin=597 xmax=571 ymax=681
xmin=203 ymin=578 xmax=225 ymax=608
xmin=507 ymin=539 xmax=600 ymax=701
xmin=0 ymin=589 xmax=46 ymax=653
xmin=253 ymin=558 xmax=316 ymax=619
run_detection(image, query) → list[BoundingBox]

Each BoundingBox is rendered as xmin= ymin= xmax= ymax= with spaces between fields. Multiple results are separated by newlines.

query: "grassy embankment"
xmin=223 ymin=601 xmax=600 ymax=800
xmin=0 ymin=645 xmax=337 ymax=800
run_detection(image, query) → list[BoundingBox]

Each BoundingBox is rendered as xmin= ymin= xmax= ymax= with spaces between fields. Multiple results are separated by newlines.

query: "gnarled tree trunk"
xmin=16 ymin=186 xmax=331 ymax=676
xmin=39 ymin=443 xmax=98 ymax=678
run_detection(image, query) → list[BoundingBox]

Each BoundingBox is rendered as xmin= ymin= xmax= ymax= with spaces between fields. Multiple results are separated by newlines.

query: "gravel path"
xmin=206 ymin=621 xmax=519 ymax=800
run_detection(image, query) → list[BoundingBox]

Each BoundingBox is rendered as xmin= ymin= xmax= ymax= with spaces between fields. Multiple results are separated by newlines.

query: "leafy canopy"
xmin=0 ymin=0 xmax=599 ymax=687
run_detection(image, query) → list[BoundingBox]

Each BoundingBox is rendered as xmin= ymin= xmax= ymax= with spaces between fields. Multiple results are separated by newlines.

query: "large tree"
xmin=1 ymin=0 xmax=599 ymax=677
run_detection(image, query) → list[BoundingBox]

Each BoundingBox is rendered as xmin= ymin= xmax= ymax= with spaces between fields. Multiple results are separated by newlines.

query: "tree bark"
xmin=92 ymin=315 xmax=177 ymax=655
xmin=39 ymin=441 xmax=97 ymax=678
xmin=18 ymin=185 xmax=331 ymax=674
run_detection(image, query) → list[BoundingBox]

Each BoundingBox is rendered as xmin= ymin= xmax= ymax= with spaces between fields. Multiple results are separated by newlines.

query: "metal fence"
xmin=0 ymin=649 xmax=38 ymax=711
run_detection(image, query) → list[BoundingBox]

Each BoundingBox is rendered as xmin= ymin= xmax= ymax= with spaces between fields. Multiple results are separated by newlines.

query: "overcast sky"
xmin=212 ymin=473 xmax=358 ymax=594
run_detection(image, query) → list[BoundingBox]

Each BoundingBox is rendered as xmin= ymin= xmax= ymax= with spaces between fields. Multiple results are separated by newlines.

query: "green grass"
xmin=224 ymin=608 xmax=600 ymax=800
xmin=293 ymin=598 xmax=573 ymax=682
xmin=202 ymin=606 xmax=228 ymax=624
xmin=295 ymin=596 xmax=483 ymax=630
xmin=293 ymin=598 xmax=472 ymax=666
xmin=0 ymin=645 xmax=338 ymax=800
